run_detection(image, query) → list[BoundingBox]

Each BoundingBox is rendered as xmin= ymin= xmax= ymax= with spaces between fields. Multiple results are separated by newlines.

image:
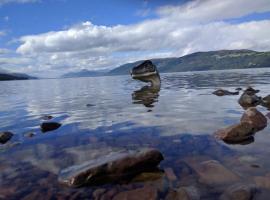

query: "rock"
xmin=254 ymin=176 xmax=270 ymax=189
xmin=261 ymin=95 xmax=270 ymax=108
xmin=164 ymin=167 xmax=177 ymax=181
xmin=214 ymin=122 xmax=255 ymax=143
xmin=112 ymin=185 xmax=158 ymax=200
xmin=212 ymin=89 xmax=239 ymax=96
xmin=165 ymin=186 xmax=200 ymax=200
xmin=191 ymin=160 xmax=240 ymax=186
xmin=41 ymin=115 xmax=53 ymax=120
xmin=220 ymin=183 xmax=257 ymax=200
xmin=0 ymin=132 xmax=13 ymax=144
xmin=59 ymin=149 xmax=164 ymax=187
xmin=131 ymin=171 xmax=164 ymax=182
xmin=238 ymin=92 xmax=261 ymax=108
xmin=40 ymin=122 xmax=61 ymax=132
xmin=245 ymin=86 xmax=260 ymax=95
xmin=93 ymin=188 xmax=106 ymax=200
xmin=235 ymin=87 xmax=242 ymax=91
xmin=86 ymin=104 xmax=95 ymax=107
xmin=240 ymin=107 xmax=267 ymax=131
xmin=24 ymin=132 xmax=35 ymax=138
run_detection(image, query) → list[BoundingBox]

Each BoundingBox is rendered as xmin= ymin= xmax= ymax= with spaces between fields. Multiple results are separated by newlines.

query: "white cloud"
xmin=0 ymin=30 xmax=6 ymax=37
xmin=9 ymin=0 xmax=270 ymax=76
xmin=0 ymin=0 xmax=39 ymax=6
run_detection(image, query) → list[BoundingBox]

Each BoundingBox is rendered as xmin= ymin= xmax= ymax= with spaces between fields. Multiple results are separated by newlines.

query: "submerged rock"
xmin=191 ymin=160 xmax=240 ymax=186
xmin=113 ymin=185 xmax=158 ymax=200
xmin=165 ymin=186 xmax=200 ymax=200
xmin=240 ymin=107 xmax=267 ymax=131
xmin=0 ymin=132 xmax=13 ymax=144
xmin=254 ymin=176 xmax=270 ymax=189
xmin=235 ymin=87 xmax=242 ymax=91
xmin=212 ymin=89 xmax=239 ymax=96
xmin=40 ymin=122 xmax=61 ymax=132
xmin=220 ymin=183 xmax=257 ymax=200
xmin=215 ymin=122 xmax=255 ymax=143
xmin=58 ymin=149 xmax=164 ymax=187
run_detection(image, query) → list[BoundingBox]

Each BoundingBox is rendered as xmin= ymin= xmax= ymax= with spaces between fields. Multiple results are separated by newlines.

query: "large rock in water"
xmin=0 ymin=132 xmax=13 ymax=144
xmin=240 ymin=107 xmax=267 ymax=131
xmin=214 ymin=123 xmax=255 ymax=143
xmin=238 ymin=93 xmax=261 ymax=108
xmin=58 ymin=149 xmax=164 ymax=187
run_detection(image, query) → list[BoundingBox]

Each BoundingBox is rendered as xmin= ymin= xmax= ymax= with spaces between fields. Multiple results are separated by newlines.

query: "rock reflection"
xmin=132 ymin=85 xmax=160 ymax=108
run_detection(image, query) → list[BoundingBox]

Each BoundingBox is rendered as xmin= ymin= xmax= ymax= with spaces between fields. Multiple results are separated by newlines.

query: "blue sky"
xmin=0 ymin=0 xmax=270 ymax=77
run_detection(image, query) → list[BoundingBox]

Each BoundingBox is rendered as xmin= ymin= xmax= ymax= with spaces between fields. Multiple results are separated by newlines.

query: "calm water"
xmin=1 ymin=68 xmax=270 ymax=199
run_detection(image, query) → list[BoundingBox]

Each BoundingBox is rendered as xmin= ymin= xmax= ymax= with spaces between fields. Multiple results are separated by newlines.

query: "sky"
xmin=0 ymin=0 xmax=270 ymax=77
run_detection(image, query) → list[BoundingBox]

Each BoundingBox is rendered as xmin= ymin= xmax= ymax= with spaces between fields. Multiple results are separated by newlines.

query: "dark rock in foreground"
xmin=0 ymin=132 xmax=13 ymax=144
xmin=212 ymin=89 xmax=239 ymax=96
xmin=220 ymin=183 xmax=258 ymax=200
xmin=240 ymin=107 xmax=267 ymax=131
xmin=58 ymin=149 xmax=164 ymax=187
xmin=40 ymin=122 xmax=61 ymax=132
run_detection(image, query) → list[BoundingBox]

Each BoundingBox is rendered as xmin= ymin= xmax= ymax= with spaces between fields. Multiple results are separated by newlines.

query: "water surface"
xmin=1 ymin=68 xmax=270 ymax=199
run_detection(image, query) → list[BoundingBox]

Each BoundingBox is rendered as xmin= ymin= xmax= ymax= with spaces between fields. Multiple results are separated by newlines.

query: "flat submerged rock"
xmin=58 ymin=149 xmax=164 ymax=187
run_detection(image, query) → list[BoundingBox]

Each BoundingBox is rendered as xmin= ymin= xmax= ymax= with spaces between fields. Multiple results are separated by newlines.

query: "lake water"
xmin=1 ymin=68 xmax=270 ymax=199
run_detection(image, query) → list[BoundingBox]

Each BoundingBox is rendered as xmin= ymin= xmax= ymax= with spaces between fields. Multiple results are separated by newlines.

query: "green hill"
xmin=108 ymin=49 xmax=270 ymax=75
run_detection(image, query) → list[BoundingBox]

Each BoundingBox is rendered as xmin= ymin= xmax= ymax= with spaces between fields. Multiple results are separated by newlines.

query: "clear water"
xmin=1 ymin=68 xmax=270 ymax=199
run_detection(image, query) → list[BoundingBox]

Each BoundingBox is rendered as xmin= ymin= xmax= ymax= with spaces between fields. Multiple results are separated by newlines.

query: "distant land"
xmin=0 ymin=70 xmax=37 ymax=81
xmin=62 ymin=49 xmax=270 ymax=78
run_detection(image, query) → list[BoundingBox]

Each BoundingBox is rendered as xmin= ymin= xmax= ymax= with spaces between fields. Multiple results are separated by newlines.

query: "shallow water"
xmin=1 ymin=68 xmax=270 ymax=199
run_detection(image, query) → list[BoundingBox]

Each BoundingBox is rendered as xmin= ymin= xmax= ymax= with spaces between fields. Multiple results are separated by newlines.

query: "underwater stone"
xmin=58 ymin=149 xmax=164 ymax=187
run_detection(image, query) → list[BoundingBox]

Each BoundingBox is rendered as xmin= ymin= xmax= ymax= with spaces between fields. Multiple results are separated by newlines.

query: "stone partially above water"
xmin=58 ymin=149 xmax=164 ymax=187
xmin=215 ymin=123 xmax=255 ymax=143
xmin=212 ymin=89 xmax=239 ymax=96
xmin=0 ymin=132 xmax=13 ymax=144
xmin=238 ymin=92 xmax=261 ymax=108
xmin=240 ymin=107 xmax=267 ymax=131
xmin=40 ymin=122 xmax=61 ymax=132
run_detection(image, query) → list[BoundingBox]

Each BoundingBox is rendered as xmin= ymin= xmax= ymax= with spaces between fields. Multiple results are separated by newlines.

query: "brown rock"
xmin=241 ymin=107 xmax=267 ymax=131
xmin=0 ymin=131 xmax=13 ymax=144
xmin=59 ymin=149 xmax=164 ymax=187
xmin=192 ymin=160 xmax=240 ymax=186
xmin=165 ymin=186 xmax=200 ymax=200
xmin=40 ymin=122 xmax=61 ymax=132
xmin=165 ymin=167 xmax=177 ymax=181
xmin=254 ymin=176 xmax=270 ymax=189
xmin=238 ymin=92 xmax=261 ymax=108
xmin=220 ymin=183 xmax=257 ymax=200
xmin=213 ymin=89 xmax=239 ymax=96
xmin=214 ymin=123 xmax=255 ymax=143
xmin=113 ymin=186 xmax=158 ymax=200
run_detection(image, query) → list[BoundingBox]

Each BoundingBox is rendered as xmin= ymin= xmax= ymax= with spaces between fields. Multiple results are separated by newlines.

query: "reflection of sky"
xmin=0 ymin=68 xmax=270 ymax=137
